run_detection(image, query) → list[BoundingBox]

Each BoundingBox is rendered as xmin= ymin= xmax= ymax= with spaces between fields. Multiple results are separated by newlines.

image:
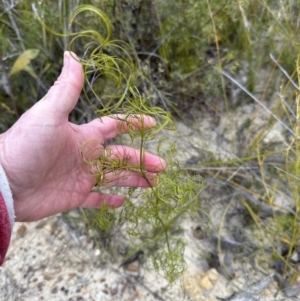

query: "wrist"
xmin=0 ymin=132 xmax=15 ymax=227
xmin=0 ymin=167 xmax=15 ymax=228
xmin=0 ymin=192 xmax=12 ymax=265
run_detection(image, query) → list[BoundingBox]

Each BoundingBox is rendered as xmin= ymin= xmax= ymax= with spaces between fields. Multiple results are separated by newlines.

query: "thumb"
xmin=42 ymin=51 xmax=84 ymax=115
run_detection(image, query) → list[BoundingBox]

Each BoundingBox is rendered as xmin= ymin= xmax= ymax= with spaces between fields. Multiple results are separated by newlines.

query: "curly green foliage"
xmin=93 ymin=142 xmax=203 ymax=282
xmin=40 ymin=5 xmax=204 ymax=282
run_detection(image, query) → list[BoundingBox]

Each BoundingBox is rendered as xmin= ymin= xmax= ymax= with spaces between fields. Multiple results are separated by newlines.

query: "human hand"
xmin=0 ymin=52 xmax=166 ymax=222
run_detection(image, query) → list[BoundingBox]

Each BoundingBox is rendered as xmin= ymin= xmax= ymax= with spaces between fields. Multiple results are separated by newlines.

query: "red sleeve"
xmin=0 ymin=192 xmax=11 ymax=265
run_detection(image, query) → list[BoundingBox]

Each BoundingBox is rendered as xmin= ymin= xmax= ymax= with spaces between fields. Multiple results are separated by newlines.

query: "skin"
xmin=0 ymin=52 xmax=166 ymax=222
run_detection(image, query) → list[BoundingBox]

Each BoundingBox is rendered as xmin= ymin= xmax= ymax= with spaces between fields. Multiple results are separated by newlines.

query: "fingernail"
xmin=63 ymin=51 xmax=70 ymax=66
xmin=152 ymin=175 xmax=160 ymax=186
xmin=151 ymin=117 xmax=157 ymax=126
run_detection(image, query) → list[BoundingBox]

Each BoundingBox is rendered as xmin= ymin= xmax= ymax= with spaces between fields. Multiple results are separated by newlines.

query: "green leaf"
xmin=9 ymin=49 xmax=40 ymax=77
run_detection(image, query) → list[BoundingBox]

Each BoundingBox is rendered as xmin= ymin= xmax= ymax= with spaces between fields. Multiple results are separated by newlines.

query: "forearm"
xmin=0 ymin=164 xmax=14 ymax=265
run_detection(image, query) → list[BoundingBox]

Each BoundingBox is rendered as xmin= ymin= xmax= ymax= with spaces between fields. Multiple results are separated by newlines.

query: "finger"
xmin=42 ymin=51 xmax=84 ymax=115
xmin=102 ymin=170 xmax=157 ymax=187
xmin=83 ymin=115 xmax=156 ymax=141
xmin=81 ymin=143 xmax=166 ymax=173
xmin=81 ymin=192 xmax=125 ymax=209
xmin=106 ymin=145 xmax=166 ymax=173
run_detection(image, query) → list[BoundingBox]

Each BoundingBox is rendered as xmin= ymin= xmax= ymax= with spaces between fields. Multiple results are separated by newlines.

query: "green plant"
xmin=37 ymin=4 xmax=203 ymax=283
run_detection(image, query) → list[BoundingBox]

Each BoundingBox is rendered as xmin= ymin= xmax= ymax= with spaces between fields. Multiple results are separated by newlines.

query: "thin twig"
xmin=270 ymin=53 xmax=299 ymax=91
xmin=220 ymin=70 xmax=296 ymax=137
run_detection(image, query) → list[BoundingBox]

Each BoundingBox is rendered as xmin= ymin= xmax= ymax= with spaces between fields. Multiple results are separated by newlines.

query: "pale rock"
xmin=200 ymin=273 xmax=214 ymax=290
xmin=207 ymin=268 xmax=219 ymax=282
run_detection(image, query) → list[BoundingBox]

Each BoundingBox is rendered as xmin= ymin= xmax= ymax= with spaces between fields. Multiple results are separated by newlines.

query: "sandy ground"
xmin=1 ymin=214 xmax=185 ymax=301
xmin=0 ymin=212 xmax=290 ymax=301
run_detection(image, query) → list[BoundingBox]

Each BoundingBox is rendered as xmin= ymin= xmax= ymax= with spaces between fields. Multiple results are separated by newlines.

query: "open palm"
xmin=0 ymin=52 xmax=165 ymax=222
